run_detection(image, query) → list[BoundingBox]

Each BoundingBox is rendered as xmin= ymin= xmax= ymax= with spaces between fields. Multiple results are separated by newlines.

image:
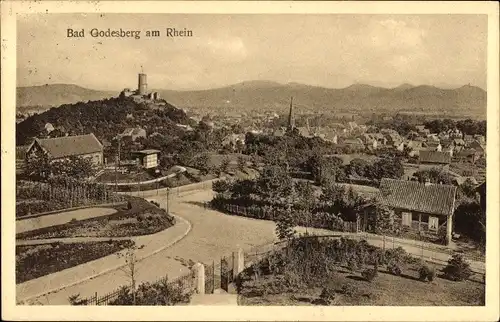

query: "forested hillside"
xmin=16 ymin=97 xmax=192 ymax=145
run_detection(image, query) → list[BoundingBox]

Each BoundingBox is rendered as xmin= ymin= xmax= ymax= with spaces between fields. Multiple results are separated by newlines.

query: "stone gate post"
xmin=232 ymin=248 xmax=245 ymax=279
xmin=192 ymin=263 xmax=205 ymax=294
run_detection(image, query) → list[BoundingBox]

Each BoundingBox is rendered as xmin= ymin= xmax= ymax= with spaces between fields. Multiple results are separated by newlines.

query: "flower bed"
xmin=16 ymin=197 xmax=175 ymax=239
xmin=16 ymin=240 xmax=134 ymax=283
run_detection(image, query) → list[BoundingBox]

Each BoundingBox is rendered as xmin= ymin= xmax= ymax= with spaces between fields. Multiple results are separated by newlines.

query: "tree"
xmin=257 ymin=165 xmax=293 ymax=205
xmin=460 ymin=178 xmax=478 ymax=198
xmin=454 ymin=201 xmax=485 ymax=246
xmin=51 ymin=156 xmax=95 ymax=179
xmin=374 ymin=202 xmax=395 ymax=235
xmin=229 ymin=179 xmax=257 ymax=198
xmin=275 ymin=206 xmax=296 ymax=241
xmin=295 ymin=180 xmax=316 ymax=227
xmin=24 ymin=154 xmax=95 ymax=180
xmin=320 ymin=182 xmax=366 ymax=222
xmin=308 ymin=154 xmax=345 ymax=185
xmin=117 ymin=242 xmax=140 ymax=305
xmin=191 ymin=153 xmax=210 ymax=174
xmin=219 ymin=157 xmax=230 ymax=175
xmin=212 ymin=179 xmax=232 ymax=194
xmin=368 ymin=158 xmax=404 ymax=180
xmin=24 ymin=154 xmax=52 ymax=181
xmin=413 ymin=169 xmax=454 ymax=185
xmin=348 ymin=158 xmax=370 ymax=177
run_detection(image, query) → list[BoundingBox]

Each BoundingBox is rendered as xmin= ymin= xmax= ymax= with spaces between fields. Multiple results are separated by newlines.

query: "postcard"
xmin=2 ymin=1 xmax=498 ymax=321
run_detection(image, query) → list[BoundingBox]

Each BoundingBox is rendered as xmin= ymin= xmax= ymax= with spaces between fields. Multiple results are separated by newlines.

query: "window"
xmin=402 ymin=212 xmax=412 ymax=226
xmin=428 ymin=216 xmax=439 ymax=231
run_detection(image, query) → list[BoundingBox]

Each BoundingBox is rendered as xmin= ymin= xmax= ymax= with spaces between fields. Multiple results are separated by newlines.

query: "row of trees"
xmin=423 ymin=119 xmax=486 ymax=136
xmin=366 ymin=118 xmax=486 ymax=138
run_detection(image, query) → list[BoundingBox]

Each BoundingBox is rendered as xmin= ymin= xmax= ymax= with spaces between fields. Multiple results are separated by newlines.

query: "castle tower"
xmin=138 ymin=73 xmax=147 ymax=95
xmin=287 ymin=96 xmax=295 ymax=131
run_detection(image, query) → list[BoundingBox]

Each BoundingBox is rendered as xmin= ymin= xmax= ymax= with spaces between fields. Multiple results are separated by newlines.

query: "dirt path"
xmin=16 ymin=208 xmax=117 ymax=234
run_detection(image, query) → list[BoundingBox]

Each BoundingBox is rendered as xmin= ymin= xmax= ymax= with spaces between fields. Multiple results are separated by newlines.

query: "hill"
xmin=155 ymin=82 xmax=486 ymax=118
xmin=17 ymin=81 xmax=487 ymax=118
xmin=17 ymin=84 xmax=114 ymax=114
xmin=16 ymin=96 xmax=191 ymax=145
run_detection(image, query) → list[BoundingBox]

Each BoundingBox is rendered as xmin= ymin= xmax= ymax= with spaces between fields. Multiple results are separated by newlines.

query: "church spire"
xmin=287 ymin=96 xmax=295 ymax=131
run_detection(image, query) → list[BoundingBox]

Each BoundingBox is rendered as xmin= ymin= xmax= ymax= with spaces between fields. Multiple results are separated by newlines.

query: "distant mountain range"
xmin=16 ymin=84 xmax=115 ymax=114
xmin=16 ymin=81 xmax=486 ymax=117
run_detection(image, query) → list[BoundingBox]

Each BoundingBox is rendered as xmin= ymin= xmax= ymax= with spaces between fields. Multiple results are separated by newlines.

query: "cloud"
xmin=204 ymin=37 xmax=247 ymax=60
xmin=368 ymin=18 xmax=425 ymax=50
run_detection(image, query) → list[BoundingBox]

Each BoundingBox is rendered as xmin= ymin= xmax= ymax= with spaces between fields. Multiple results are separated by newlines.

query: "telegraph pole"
xmin=115 ymin=137 xmax=121 ymax=193
xmin=166 ymin=187 xmax=170 ymax=214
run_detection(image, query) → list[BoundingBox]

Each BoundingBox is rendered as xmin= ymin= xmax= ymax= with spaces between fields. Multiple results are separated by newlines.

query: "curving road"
xmin=19 ymin=189 xmax=283 ymax=305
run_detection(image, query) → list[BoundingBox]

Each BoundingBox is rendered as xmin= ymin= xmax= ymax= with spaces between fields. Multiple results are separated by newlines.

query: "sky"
xmin=17 ymin=14 xmax=487 ymax=91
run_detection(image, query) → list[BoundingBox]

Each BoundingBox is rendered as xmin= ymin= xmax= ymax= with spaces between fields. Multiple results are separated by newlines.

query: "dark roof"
xmin=457 ymin=149 xmax=479 ymax=157
xmin=419 ymin=150 xmax=451 ymax=164
xmin=32 ymin=133 xmax=103 ymax=159
xmin=378 ymin=178 xmax=457 ymax=216
xmin=134 ymin=149 xmax=161 ymax=155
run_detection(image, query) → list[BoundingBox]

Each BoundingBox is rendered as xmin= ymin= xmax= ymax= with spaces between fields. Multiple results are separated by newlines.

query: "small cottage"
xmin=132 ymin=149 xmax=161 ymax=169
xmin=361 ymin=178 xmax=457 ymax=245
xmin=26 ymin=133 xmax=104 ymax=166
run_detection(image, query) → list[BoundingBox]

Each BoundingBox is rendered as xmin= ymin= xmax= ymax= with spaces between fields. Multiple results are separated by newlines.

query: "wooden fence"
xmin=119 ymin=178 xmax=222 ymax=198
xmin=219 ymin=203 xmax=359 ymax=233
xmin=16 ymin=180 xmax=126 ymax=217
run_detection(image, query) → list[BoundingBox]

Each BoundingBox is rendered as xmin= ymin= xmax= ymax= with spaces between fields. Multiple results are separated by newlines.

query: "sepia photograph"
xmin=2 ymin=1 xmax=499 ymax=321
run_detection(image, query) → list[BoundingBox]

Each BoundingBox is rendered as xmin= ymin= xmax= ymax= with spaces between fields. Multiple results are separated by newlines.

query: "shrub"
xmin=442 ymin=254 xmax=472 ymax=281
xmin=282 ymin=269 xmax=304 ymax=291
xmin=361 ymin=267 xmax=378 ymax=282
xmin=68 ymin=293 xmax=87 ymax=305
xmin=340 ymin=283 xmax=358 ymax=297
xmin=319 ymin=286 xmax=336 ymax=305
xmin=427 ymin=267 xmax=435 ymax=281
xmin=383 ymin=246 xmax=411 ymax=265
xmin=387 ymin=261 xmax=403 ymax=276
xmin=347 ymin=256 xmax=358 ymax=272
xmin=418 ymin=264 xmax=435 ymax=282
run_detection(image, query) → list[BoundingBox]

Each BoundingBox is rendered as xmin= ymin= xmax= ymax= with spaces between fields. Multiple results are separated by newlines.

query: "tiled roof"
xmin=33 ymin=133 xmax=103 ymax=159
xmin=378 ymin=178 xmax=457 ymax=216
xmin=419 ymin=150 xmax=451 ymax=164
xmin=456 ymin=149 xmax=479 ymax=157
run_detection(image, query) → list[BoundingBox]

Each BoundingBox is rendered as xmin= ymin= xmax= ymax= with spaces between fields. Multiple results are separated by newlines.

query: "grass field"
xmin=238 ymin=264 xmax=484 ymax=306
xmin=16 ymin=240 xmax=134 ymax=283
